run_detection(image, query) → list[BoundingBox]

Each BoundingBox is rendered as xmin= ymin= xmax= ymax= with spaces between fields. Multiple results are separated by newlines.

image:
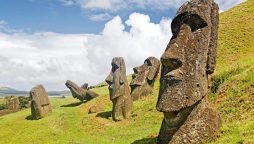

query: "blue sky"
xmin=0 ymin=0 xmax=180 ymax=33
xmin=0 ymin=0 xmax=245 ymax=90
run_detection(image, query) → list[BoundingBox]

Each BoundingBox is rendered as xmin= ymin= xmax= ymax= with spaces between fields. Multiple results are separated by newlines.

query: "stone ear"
xmin=147 ymin=60 xmax=160 ymax=81
xmin=119 ymin=59 xmax=125 ymax=84
xmin=206 ymin=2 xmax=219 ymax=75
xmin=147 ymin=67 xmax=157 ymax=81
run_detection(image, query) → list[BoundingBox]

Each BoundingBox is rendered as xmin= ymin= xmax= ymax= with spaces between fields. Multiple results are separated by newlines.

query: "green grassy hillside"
xmin=0 ymin=0 xmax=253 ymax=143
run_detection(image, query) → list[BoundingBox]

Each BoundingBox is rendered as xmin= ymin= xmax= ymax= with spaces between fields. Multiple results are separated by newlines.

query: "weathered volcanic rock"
xmin=30 ymin=85 xmax=52 ymax=120
xmin=88 ymin=105 xmax=104 ymax=114
xmin=105 ymin=57 xmax=133 ymax=121
xmin=156 ymin=0 xmax=220 ymax=143
xmin=6 ymin=96 xmax=20 ymax=111
xmin=65 ymin=80 xmax=99 ymax=102
xmin=130 ymin=56 xmax=160 ymax=101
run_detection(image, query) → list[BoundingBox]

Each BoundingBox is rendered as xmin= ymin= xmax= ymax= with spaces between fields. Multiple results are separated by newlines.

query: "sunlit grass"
xmin=0 ymin=0 xmax=253 ymax=143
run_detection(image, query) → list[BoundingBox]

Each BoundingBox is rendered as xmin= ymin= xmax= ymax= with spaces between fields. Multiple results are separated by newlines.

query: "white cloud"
xmin=215 ymin=0 xmax=245 ymax=11
xmin=60 ymin=0 xmax=245 ymax=12
xmin=59 ymin=0 xmax=126 ymax=11
xmin=0 ymin=13 xmax=171 ymax=90
xmin=82 ymin=0 xmax=125 ymax=11
xmin=88 ymin=13 xmax=113 ymax=21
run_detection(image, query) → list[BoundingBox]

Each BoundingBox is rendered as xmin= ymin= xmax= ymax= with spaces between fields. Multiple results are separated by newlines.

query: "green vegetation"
xmin=0 ymin=103 xmax=7 ymax=111
xmin=0 ymin=0 xmax=253 ymax=143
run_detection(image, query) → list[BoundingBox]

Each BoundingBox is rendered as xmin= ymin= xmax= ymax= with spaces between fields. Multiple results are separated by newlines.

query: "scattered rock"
xmin=88 ymin=105 xmax=104 ymax=114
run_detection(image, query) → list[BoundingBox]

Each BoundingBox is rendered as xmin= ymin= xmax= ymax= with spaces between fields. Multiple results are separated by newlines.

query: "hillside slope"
xmin=0 ymin=0 xmax=253 ymax=144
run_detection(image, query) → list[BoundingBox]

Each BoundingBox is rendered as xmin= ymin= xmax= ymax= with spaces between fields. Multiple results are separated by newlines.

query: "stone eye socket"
xmin=111 ymin=63 xmax=119 ymax=72
xmin=171 ymin=12 xmax=208 ymax=39
xmin=161 ymin=58 xmax=182 ymax=71
xmin=145 ymin=60 xmax=152 ymax=66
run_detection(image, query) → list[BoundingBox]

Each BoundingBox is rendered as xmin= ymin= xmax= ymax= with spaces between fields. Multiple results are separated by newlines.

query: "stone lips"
xmin=130 ymin=56 xmax=160 ymax=101
xmin=168 ymin=98 xmax=221 ymax=143
xmin=65 ymin=80 xmax=99 ymax=102
xmin=30 ymin=84 xmax=52 ymax=120
xmin=105 ymin=57 xmax=133 ymax=121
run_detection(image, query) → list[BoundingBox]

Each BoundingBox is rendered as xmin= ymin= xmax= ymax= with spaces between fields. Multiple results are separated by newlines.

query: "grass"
xmin=0 ymin=0 xmax=254 ymax=143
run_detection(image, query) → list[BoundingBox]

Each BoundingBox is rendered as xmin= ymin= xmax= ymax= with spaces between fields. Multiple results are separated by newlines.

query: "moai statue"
xmin=130 ymin=57 xmax=160 ymax=101
xmin=156 ymin=0 xmax=220 ymax=143
xmin=65 ymin=80 xmax=99 ymax=102
xmin=30 ymin=85 xmax=52 ymax=120
xmin=105 ymin=57 xmax=133 ymax=121
xmin=6 ymin=96 xmax=20 ymax=111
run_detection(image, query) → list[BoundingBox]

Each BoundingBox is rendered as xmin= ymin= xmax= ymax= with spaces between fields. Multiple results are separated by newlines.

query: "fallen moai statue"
xmin=156 ymin=0 xmax=220 ymax=143
xmin=30 ymin=85 xmax=52 ymax=120
xmin=65 ymin=80 xmax=99 ymax=102
xmin=105 ymin=57 xmax=133 ymax=121
xmin=130 ymin=56 xmax=160 ymax=101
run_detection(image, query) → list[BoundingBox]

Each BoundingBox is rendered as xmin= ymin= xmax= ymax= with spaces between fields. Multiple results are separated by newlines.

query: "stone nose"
xmin=133 ymin=66 xmax=140 ymax=73
xmin=105 ymin=73 xmax=113 ymax=85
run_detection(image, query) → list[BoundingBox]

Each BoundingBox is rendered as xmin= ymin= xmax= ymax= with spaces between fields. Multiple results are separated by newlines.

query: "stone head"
xmin=156 ymin=0 xmax=219 ymax=113
xmin=105 ymin=57 xmax=127 ymax=100
xmin=130 ymin=57 xmax=160 ymax=100
xmin=65 ymin=80 xmax=86 ymax=98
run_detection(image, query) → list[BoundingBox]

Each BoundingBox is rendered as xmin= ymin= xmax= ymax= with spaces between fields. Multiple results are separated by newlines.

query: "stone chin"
xmin=130 ymin=84 xmax=142 ymax=101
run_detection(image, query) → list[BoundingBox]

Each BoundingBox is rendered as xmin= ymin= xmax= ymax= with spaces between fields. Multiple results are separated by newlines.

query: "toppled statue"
xmin=130 ymin=57 xmax=160 ymax=101
xmin=105 ymin=57 xmax=133 ymax=121
xmin=65 ymin=80 xmax=99 ymax=102
xmin=30 ymin=85 xmax=52 ymax=120
xmin=156 ymin=0 xmax=220 ymax=143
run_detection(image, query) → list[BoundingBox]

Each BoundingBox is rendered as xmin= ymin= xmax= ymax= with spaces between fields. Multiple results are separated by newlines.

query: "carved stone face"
xmin=105 ymin=57 xmax=127 ymax=100
xmin=130 ymin=57 xmax=160 ymax=100
xmin=156 ymin=0 xmax=218 ymax=112
xmin=65 ymin=80 xmax=86 ymax=98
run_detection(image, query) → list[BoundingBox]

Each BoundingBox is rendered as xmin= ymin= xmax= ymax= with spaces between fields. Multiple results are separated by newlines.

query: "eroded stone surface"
xmin=30 ymin=85 xmax=52 ymax=120
xmin=65 ymin=80 xmax=99 ymax=102
xmin=88 ymin=105 xmax=104 ymax=114
xmin=130 ymin=57 xmax=160 ymax=101
xmin=6 ymin=96 xmax=20 ymax=111
xmin=156 ymin=0 xmax=220 ymax=143
xmin=105 ymin=57 xmax=133 ymax=121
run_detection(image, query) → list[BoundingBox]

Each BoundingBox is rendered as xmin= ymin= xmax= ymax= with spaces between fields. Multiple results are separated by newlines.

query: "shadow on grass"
xmin=25 ymin=115 xmax=34 ymax=120
xmin=60 ymin=101 xmax=84 ymax=107
xmin=131 ymin=137 xmax=157 ymax=144
xmin=96 ymin=111 xmax=112 ymax=119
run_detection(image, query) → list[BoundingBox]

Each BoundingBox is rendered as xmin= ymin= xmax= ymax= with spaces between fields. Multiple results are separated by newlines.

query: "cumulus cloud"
xmin=60 ymin=0 xmax=245 ymax=12
xmin=0 ymin=13 xmax=171 ymax=90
